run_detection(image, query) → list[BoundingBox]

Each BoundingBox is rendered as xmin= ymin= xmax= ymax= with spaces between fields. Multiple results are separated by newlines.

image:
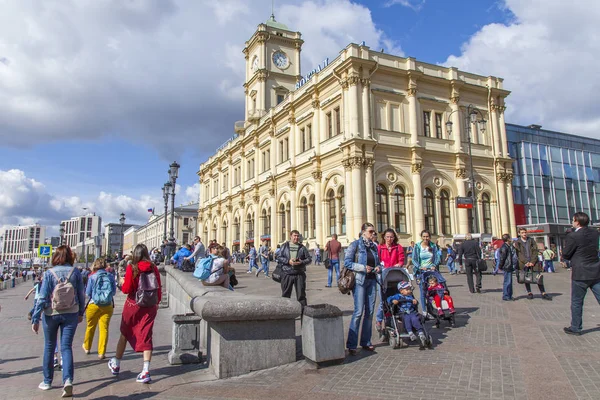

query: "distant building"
xmin=45 ymin=237 xmax=61 ymax=247
xmin=1 ymin=224 xmax=46 ymax=262
xmin=103 ymin=222 xmax=137 ymax=259
xmin=133 ymin=203 xmax=199 ymax=251
xmin=61 ymin=214 xmax=102 ymax=254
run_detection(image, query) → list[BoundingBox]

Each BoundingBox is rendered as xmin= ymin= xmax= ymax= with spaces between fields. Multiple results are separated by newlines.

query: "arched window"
xmin=440 ymin=190 xmax=451 ymax=235
xmin=423 ymin=188 xmax=436 ymax=234
xmin=246 ymin=213 xmax=254 ymax=239
xmin=339 ymin=187 xmax=346 ymax=235
xmin=285 ymin=202 xmax=291 ymax=238
xmin=328 ymin=189 xmax=336 ymax=236
xmin=300 ymin=197 xmax=308 ymax=239
xmin=376 ymin=184 xmax=389 ymax=233
xmin=234 ymin=217 xmax=240 ymax=242
xmin=482 ymin=193 xmax=492 ymax=233
xmin=467 ymin=191 xmax=478 ymax=233
xmin=265 ymin=208 xmax=271 ymax=236
xmin=212 ymin=223 xmax=217 ymax=240
xmin=309 ymin=195 xmax=316 ymax=238
xmin=262 ymin=209 xmax=269 ymax=236
xmin=393 ymin=186 xmax=407 ymax=233
xmin=279 ymin=204 xmax=286 ymax=239
xmin=222 ymin=220 xmax=228 ymax=244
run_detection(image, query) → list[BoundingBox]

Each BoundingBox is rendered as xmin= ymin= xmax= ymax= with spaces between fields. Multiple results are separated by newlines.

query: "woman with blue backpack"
xmin=196 ymin=243 xmax=231 ymax=289
xmin=82 ymin=258 xmax=116 ymax=360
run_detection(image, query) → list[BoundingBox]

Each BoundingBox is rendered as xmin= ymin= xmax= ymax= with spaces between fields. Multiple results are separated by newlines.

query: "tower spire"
xmin=271 ymin=0 xmax=275 ymax=20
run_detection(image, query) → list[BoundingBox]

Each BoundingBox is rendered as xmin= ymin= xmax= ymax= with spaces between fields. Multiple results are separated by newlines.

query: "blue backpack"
xmin=194 ymin=255 xmax=216 ymax=280
xmin=92 ymin=270 xmax=114 ymax=306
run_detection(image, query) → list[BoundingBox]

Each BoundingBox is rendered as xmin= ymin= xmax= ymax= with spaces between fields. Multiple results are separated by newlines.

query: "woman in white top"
xmin=202 ymin=244 xmax=230 ymax=289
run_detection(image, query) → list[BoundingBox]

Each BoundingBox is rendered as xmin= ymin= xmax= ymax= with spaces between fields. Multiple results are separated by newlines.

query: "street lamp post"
xmin=119 ymin=213 xmax=126 ymax=259
xmin=167 ymin=161 xmax=180 ymax=260
xmin=445 ymin=104 xmax=487 ymax=234
xmin=162 ymin=182 xmax=172 ymax=242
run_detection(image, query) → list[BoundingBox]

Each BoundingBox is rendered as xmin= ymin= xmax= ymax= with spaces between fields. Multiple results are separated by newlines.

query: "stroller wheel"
xmin=450 ymin=315 xmax=456 ymax=327
xmin=434 ymin=320 xmax=440 ymax=329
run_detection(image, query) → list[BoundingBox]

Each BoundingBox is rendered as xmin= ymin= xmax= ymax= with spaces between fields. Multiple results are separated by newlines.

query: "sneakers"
xmin=82 ymin=344 xmax=90 ymax=354
xmin=246 ymin=271 xmax=252 ymax=274
xmin=38 ymin=382 xmax=52 ymax=391
xmin=136 ymin=371 xmax=152 ymax=384
xmin=409 ymin=333 xmax=417 ymax=342
xmin=53 ymin=357 xmax=61 ymax=370
xmin=563 ymin=327 xmax=582 ymax=336
xmin=62 ymin=379 xmax=73 ymax=398
xmin=108 ymin=358 xmax=120 ymax=376
xmin=542 ymin=293 xmax=553 ymax=301
xmin=255 ymin=269 xmax=261 ymax=277
xmin=527 ymin=293 xmax=534 ymax=300
xmin=418 ymin=333 xmax=427 ymax=350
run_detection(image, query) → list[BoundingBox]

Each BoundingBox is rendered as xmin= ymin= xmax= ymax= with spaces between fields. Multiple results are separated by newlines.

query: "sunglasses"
xmin=367 ymin=230 xmax=376 ymax=234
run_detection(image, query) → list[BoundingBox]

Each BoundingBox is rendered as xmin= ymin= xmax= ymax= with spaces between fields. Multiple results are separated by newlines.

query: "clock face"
xmin=272 ymin=51 xmax=289 ymax=69
xmin=251 ymin=56 xmax=259 ymax=72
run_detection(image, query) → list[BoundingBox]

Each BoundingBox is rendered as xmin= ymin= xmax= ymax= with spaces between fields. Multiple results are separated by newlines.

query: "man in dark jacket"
xmin=277 ymin=230 xmax=312 ymax=308
xmin=514 ymin=228 xmax=552 ymax=300
xmin=457 ymin=234 xmax=483 ymax=293
xmin=497 ymin=234 xmax=516 ymax=301
xmin=563 ymin=212 xmax=600 ymax=335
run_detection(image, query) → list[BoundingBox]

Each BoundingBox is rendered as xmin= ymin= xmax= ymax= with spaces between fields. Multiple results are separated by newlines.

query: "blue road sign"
xmin=39 ymin=245 xmax=52 ymax=257
xmin=17 ymin=259 xmax=22 ymax=265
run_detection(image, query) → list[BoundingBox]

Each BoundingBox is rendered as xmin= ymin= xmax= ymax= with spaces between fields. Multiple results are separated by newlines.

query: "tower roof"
xmin=265 ymin=14 xmax=289 ymax=30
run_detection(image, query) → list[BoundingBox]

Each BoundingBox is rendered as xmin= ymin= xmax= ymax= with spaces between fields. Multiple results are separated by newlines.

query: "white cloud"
xmin=443 ymin=0 xmax=600 ymax=137
xmin=0 ymin=0 xmax=400 ymax=158
xmin=384 ymin=0 xmax=426 ymax=11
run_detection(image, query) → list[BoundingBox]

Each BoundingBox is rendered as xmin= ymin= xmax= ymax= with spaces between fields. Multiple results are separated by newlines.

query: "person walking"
xmin=344 ymin=223 xmax=380 ymax=355
xmin=31 ymin=246 xmax=85 ymax=398
xmin=457 ymin=234 xmax=483 ymax=294
xmin=563 ymin=212 xmax=600 ymax=335
xmin=542 ymin=246 xmax=555 ymax=273
xmin=246 ymin=244 xmax=259 ymax=274
xmin=314 ymin=244 xmax=321 ymax=265
xmin=412 ymin=230 xmax=442 ymax=312
xmin=375 ymin=228 xmax=405 ymax=331
xmin=405 ymin=241 xmax=415 ymax=266
xmin=325 ymin=234 xmax=342 ymax=288
xmin=257 ymin=241 xmax=270 ymax=277
xmin=277 ymin=230 xmax=312 ymax=309
xmin=497 ymin=234 xmax=516 ymax=301
xmin=108 ymin=244 xmax=161 ymax=384
xmin=82 ymin=258 xmax=116 ymax=360
xmin=445 ymin=244 xmax=456 ymax=275
xmin=514 ymin=228 xmax=552 ymax=301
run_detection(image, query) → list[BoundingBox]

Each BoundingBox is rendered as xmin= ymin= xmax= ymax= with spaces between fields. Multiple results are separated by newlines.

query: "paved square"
xmin=1 ymin=265 xmax=599 ymax=399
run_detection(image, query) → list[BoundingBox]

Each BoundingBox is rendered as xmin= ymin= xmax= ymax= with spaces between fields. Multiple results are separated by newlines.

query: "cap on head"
xmin=397 ymin=281 xmax=411 ymax=291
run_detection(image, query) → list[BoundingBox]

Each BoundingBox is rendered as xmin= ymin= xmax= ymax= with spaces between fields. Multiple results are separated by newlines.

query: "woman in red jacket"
xmin=108 ymin=244 xmax=161 ymax=384
xmin=375 ymin=229 xmax=405 ymax=332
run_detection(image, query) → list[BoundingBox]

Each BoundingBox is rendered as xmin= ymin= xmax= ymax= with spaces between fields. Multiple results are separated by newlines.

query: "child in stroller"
xmin=423 ymin=270 xmax=456 ymax=328
xmin=380 ymin=267 xmax=432 ymax=349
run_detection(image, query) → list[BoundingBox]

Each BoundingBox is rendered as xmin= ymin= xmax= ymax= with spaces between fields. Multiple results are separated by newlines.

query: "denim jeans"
xmin=247 ymin=258 xmax=259 ymax=272
xmin=544 ymin=260 xmax=555 ymax=273
xmin=260 ymin=258 xmax=269 ymax=276
xmin=447 ymin=260 xmax=456 ymax=274
xmin=570 ymin=279 xmax=600 ymax=332
xmin=327 ymin=259 xmax=340 ymax=286
xmin=347 ymin=277 xmax=377 ymax=349
xmin=502 ymin=270 xmax=513 ymax=300
xmin=42 ymin=312 xmax=79 ymax=384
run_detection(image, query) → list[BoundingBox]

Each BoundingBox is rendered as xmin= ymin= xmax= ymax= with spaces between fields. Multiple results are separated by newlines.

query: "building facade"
xmin=1 ymin=224 xmax=46 ymax=261
xmin=103 ymin=223 xmax=136 ymax=258
xmin=61 ymin=214 xmax=102 ymax=251
xmin=197 ymin=17 xmax=515 ymax=250
xmin=133 ymin=204 xmax=199 ymax=252
xmin=507 ymin=123 xmax=600 ymax=225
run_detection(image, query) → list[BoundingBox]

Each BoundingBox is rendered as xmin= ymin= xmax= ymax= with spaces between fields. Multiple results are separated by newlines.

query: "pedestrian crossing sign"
xmin=39 ymin=245 xmax=52 ymax=258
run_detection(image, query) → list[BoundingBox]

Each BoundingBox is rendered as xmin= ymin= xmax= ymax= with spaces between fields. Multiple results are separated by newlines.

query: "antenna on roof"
xmin=271 ymin=0 xmax=275 ymax=20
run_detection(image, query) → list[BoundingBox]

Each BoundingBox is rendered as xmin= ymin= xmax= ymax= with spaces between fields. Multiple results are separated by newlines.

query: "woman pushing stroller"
xmin=412 ymin=230 xmax=443 ymax=316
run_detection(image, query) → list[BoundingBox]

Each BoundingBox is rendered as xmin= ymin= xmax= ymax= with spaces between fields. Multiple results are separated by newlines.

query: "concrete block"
xmin=168 ymin=313 xmax=203 ymax=365
xmin=302 ymin=304 xmax=345 ymax=367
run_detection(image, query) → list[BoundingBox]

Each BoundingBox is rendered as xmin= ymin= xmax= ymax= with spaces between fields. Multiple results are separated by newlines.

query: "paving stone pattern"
xmin=1 ymin=265 xmax=599 ymax=399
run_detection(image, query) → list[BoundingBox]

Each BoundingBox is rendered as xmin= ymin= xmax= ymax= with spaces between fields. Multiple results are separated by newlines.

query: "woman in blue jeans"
xmin=412 ymin=230 xmax=442 ymax=315
xmin=344 ymin=223 xmax=381 ymax=355
xmin=31 ymin=246 xmax=85 ymax=398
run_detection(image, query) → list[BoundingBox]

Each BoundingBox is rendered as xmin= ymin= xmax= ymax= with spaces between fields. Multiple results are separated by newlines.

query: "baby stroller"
xmin=421 ymin=270 xmax=455 ymax=328
xmin=379 ymin=267 xmax=433 ymax=349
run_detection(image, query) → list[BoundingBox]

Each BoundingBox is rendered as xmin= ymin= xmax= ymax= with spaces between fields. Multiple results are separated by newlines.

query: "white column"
xmin=497 ymin=178 xmax=510 ymax=235
xmin=365 ymin=160 xmax=375 ymax=224
xmin=499 ymin=107 xmax=509 ymax=157
xmin=412 ymin=165 xmax=424 ymax=239
xmin=314 ymin=173 xmax=323 ymax=245
xmin=344 ymin=162 xmax=355 ymax=239
xmin=227 ymin=213 xmax=234 ymax=249
xmin=408 ymin=89 xmax=419 ymax=145
xmin=456 ymin=171 xmax=469 ymax=234
xmin=506 ymin=177 xmax=517 ymax=237
xmin=254 ymin=211 xmax=260 ymax=247
xmin=451 ymin=98 xmax=463 ymax=152
xmin=352 ymin=161 xmax=365 ymax=229
xmin=348 ymin=79 xmax=360 ymax=137
xmin=491 ymin=107 xmax=502 ymax=157
xmin=290 ymin=119 xmax=297 ymax=166
xmin=290 ymin=184 xmax=297 ymax=230
xmin=434 ymin=194 xmax=442 ymax=236
xmin=312 ymin=101 xmax=321 ymax=155
xmin=361 ymin=79 xmax=371 ymax=138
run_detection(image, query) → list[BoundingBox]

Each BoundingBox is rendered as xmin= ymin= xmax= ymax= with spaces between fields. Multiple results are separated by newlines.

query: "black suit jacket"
xmin=563 ymin=226 xmax=600 ymax=281
xmin=457 ymin=239 xmax=481 ymax=264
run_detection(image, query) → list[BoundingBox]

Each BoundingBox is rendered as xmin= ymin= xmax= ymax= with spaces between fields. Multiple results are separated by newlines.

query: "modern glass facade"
xmin=507 ymin=123 xmax=600 ymax=225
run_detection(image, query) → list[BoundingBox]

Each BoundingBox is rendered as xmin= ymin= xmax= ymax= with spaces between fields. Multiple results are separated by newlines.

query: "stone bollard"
xmin=168 ymin=313 xmax=203 ymax=365
xmin=302 ymin=304 xmax=345 ymax=367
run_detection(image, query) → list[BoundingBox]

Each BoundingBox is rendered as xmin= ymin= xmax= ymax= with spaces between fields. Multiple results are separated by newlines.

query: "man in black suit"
xmin=457 ymin=234 xmax=483 ymax=294
xmin=563 ymin=212 xmax=600 ymax=335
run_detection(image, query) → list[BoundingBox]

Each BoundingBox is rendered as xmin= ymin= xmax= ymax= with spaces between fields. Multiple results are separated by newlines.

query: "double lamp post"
xmin=162 ymin=161 xmax=180 ymax=260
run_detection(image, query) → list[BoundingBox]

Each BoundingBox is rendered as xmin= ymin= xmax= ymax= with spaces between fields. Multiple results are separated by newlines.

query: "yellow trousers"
xmin=83 ymin=303 xmax=114 ymax=356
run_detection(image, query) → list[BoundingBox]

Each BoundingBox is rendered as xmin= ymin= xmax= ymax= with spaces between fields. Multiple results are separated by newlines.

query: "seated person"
xmin=387 ymin=281 xmax=427 ymax=348
xmin=171 ymin=244 xmax=193 ymax=269
xmin=427 ymin=276 xmax=455 ymax=315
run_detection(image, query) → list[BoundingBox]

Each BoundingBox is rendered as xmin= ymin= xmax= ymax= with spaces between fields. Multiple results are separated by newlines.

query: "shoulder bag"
xmin=476 ymin=247 xmax=488 ymax=272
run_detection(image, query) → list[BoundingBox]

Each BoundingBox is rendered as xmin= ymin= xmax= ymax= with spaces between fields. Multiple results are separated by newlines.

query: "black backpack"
xmin=181 ymin=259 xmax=195 ymax=272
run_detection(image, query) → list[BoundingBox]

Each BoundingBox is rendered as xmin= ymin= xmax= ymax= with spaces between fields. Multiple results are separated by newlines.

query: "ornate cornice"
xmin=496 ymin=172 xmax=506 ymax=182
xmin=408 ymin=88 xmax=417 ymax=97
xmin=363 ymin=158 xmax=375 ymax=168
xmin=342 ymin=158 xmax=352 ymax=171
xmin=268 ymin=187 xmax=275 ymax=196
xmin=504 ymin=173 xmax=514 ymax=182
xmin=450 ymin=96 xmax=460 ymax=105
xmin=455 ymin=168 xmax=467 ymax=179
xmin=411 ymin=163 xmax=423 ymax=174
xmin=312 ymin=170 xmax=322 ymax=181
xmin=288 ymin=116 xmax=296 ymax=125
xmin=288 ymin=179 xmax=297 ymax=189
xmin=347 ymin=75 xmax=360 ymax=87
xmin=311 ymin=99 xmax=320 ymax=109
xmin=252 ymin=195 xmax=260 ymax=204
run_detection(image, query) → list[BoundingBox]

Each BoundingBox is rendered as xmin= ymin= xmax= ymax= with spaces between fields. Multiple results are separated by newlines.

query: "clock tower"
xmin=242 ymin=15 xmax=303 ymax=124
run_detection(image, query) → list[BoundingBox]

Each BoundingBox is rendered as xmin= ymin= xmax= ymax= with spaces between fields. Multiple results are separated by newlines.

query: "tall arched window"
xmin=212 ymin=223 xmax=217 ymax=240
xmin=440 ymin=190 xmax=451 ymax=235
xmin=279 ymin=204 xmax=286 ymax=239
xmin=262 ymin=209 xmax=269 ymax=235
xmin=300 ymin=197 xmax=308 ymax=239
xmin=482 ymin=193 xmax=492 ymax=233
xmin=265 ymin=208 xmax=271 ymax=235
xmin=234 ymin=217 xmax=240 ymax=242
xmin=285 ymin=202 xmax=291 ymax=238
xmin=376 ymin=184 xmax=389 ymax=233
xmin=222 ymin=220 xmax=228 ymax=244
xmin=423 ymin=188 xmax=436 ymax=234
xmin=246 ymin=213 xmax=254 ymax=239
xmin=339 ymin=187 xmax=346 ymax=235
xmin=393 ymin=186 xmax=407 ymax=233
xmin=328 ymin=189 xmax=336 ymax=235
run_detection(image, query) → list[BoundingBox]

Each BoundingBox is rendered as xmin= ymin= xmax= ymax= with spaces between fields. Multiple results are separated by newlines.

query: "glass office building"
xmin=507 ymin=123 xmax=600 ymax=226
